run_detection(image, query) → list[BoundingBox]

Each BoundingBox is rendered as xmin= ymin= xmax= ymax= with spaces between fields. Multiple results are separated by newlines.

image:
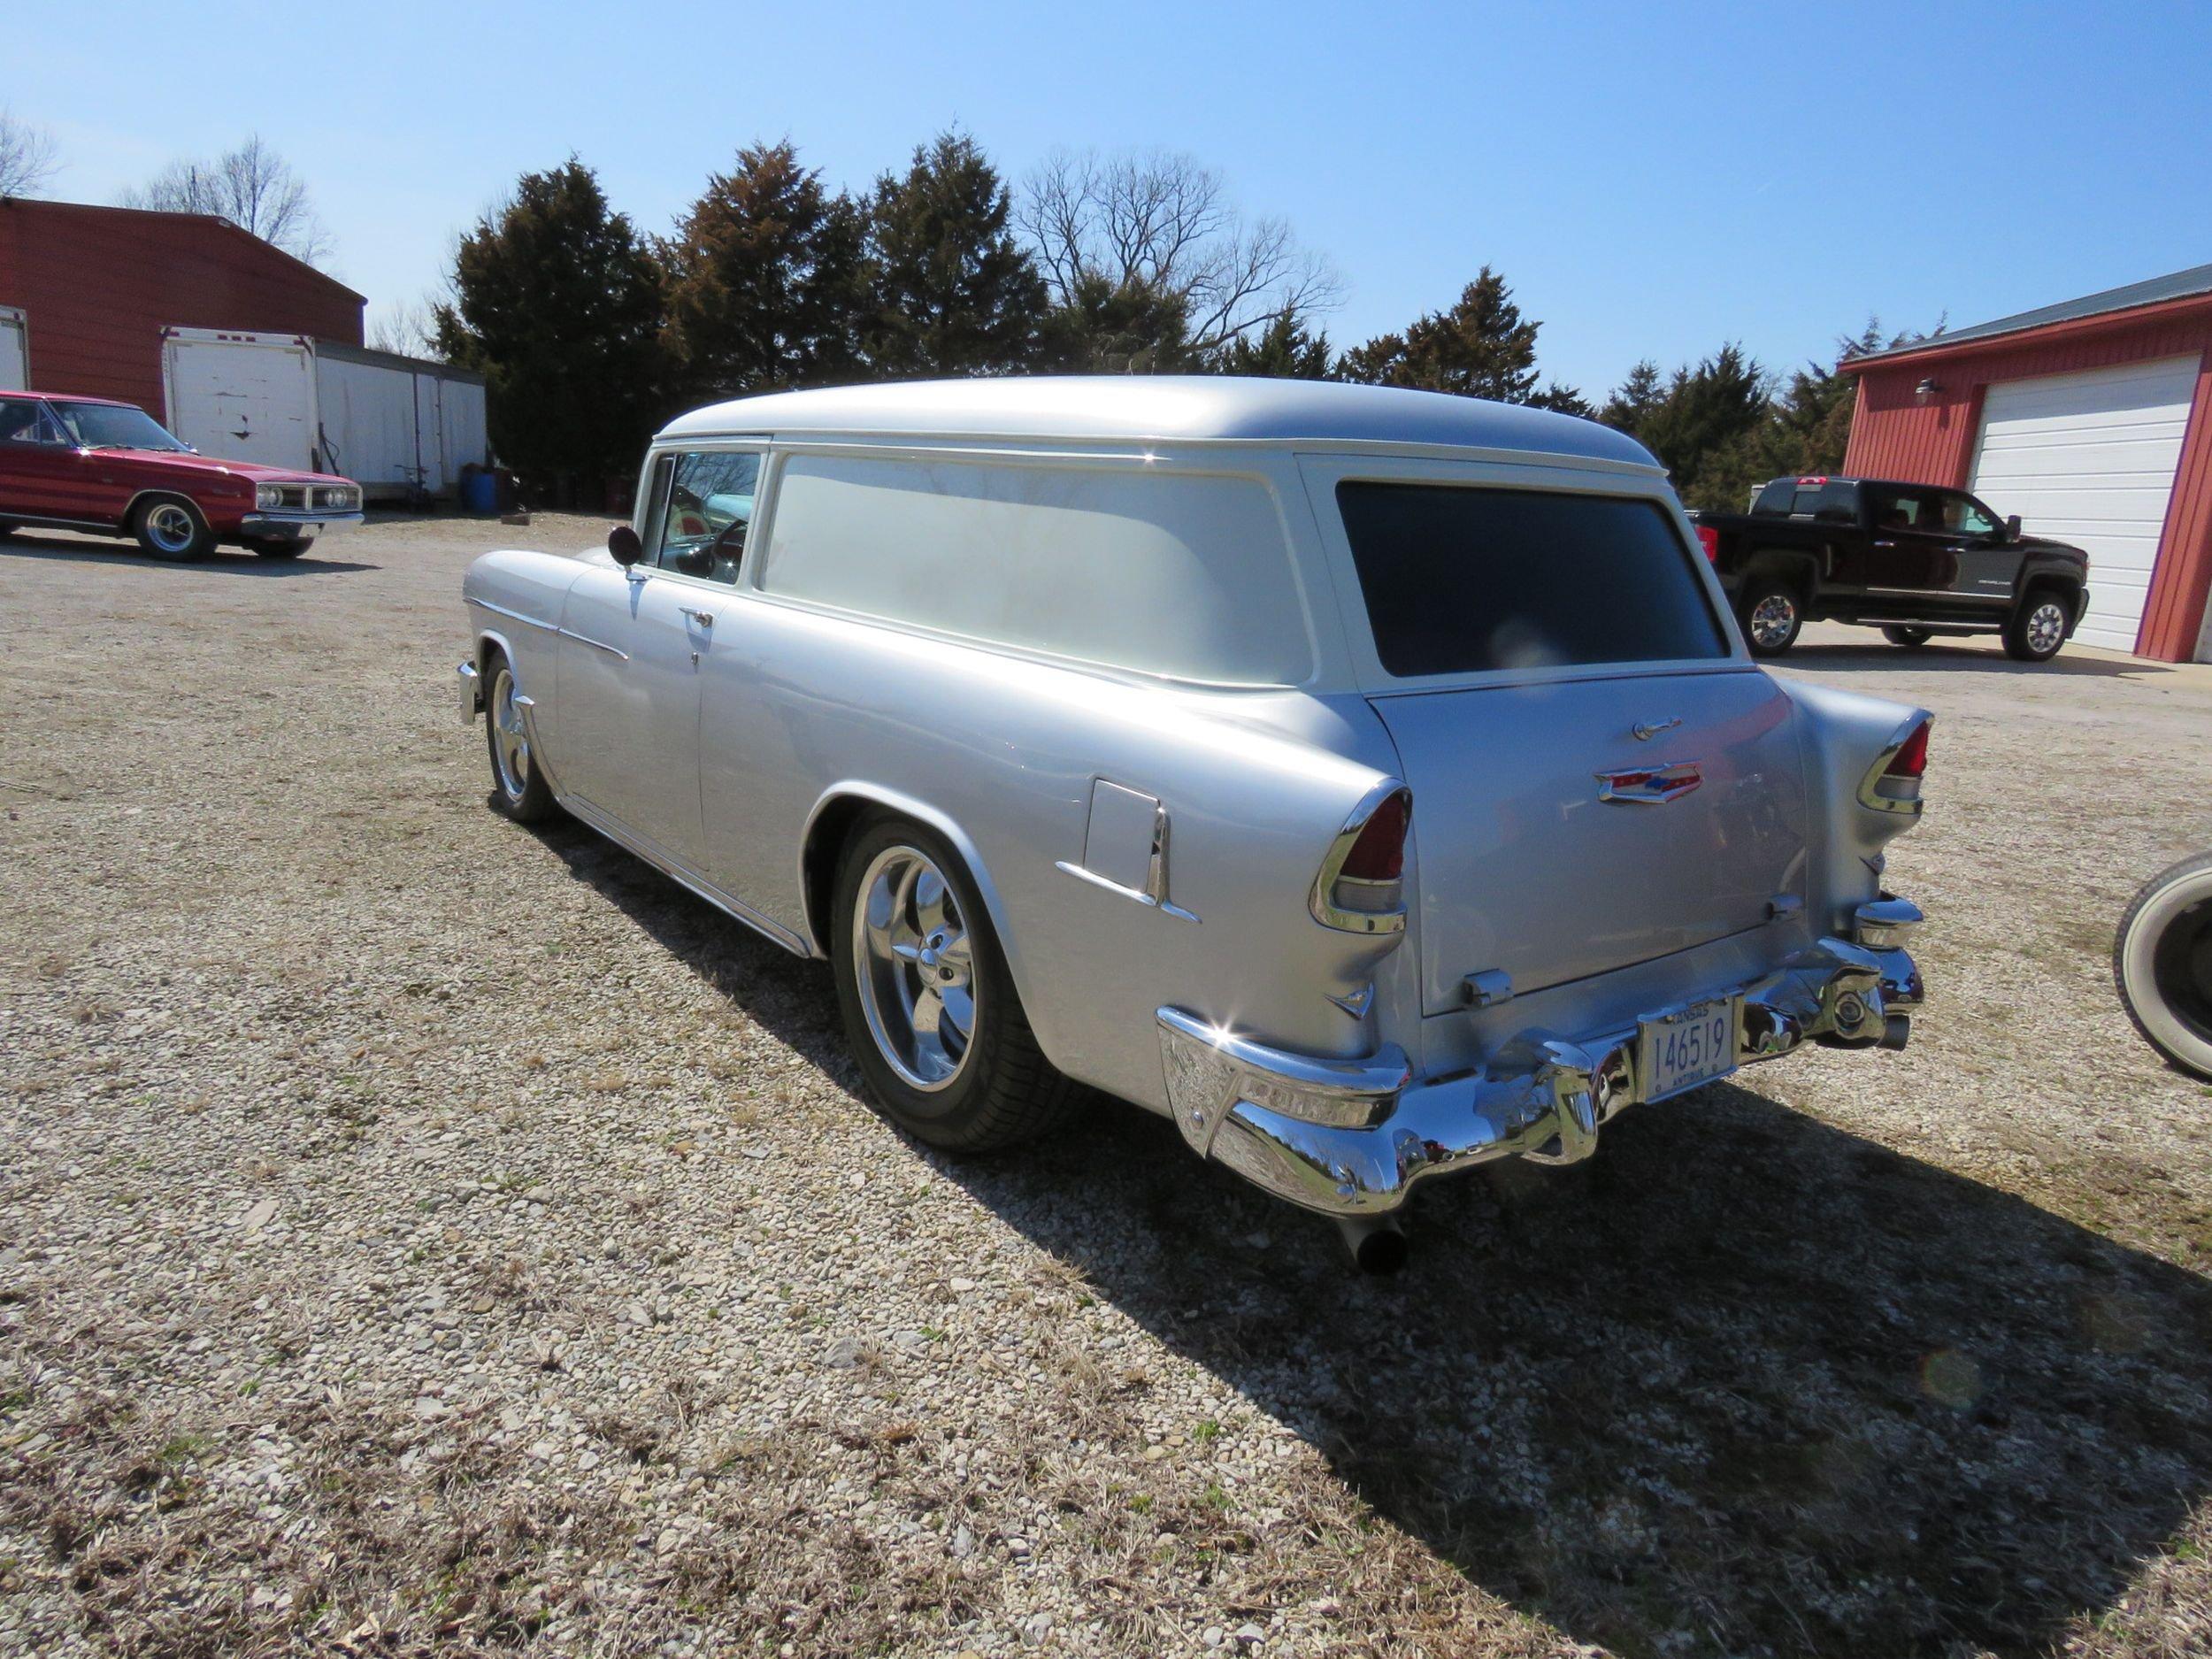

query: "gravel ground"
xmin=2 ymin=518 xmax=2209 ymax=1659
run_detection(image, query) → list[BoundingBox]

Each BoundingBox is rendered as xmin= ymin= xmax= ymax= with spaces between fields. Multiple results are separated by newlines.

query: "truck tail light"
xmin=1695 ymin=524 xmax=1721 ymax=563
xmin=1311 ymin=786 xmax=1411 ymax=934
xmin=1857 ymin=715 xmax=1932 ymax=816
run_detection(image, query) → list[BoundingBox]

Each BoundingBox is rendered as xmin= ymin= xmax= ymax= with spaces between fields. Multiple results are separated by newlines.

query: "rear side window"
xmin=1754 ymin=479 xmax=1856 ymax=521
xmin=1335 ymin=482 xmax=1730 ymax=678
xmin=758 ymin=454 xmax=1311 ymax=684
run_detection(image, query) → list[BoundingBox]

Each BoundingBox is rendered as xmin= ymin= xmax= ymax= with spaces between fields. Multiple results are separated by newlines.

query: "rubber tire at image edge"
xmin=482 ymin=652 xmax=557 ymax=824
xmin=831 ymin=815 xmax=1084 ymax=1154
xmin=2112 ymin=850 xmax=2212 ymax=1081
xmin=1883 ymin=626 xmax=1933 ymax=648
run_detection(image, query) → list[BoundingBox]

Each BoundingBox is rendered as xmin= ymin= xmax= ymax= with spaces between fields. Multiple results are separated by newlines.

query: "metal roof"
xmin=1848 ymin=262 xmax=2212 ymax=366
xmin=657 ymin=375 xmax=1661 ymax=468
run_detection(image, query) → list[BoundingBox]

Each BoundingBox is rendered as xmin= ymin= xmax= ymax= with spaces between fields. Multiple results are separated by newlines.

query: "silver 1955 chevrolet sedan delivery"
xmin=459 ymin=377 xmax=1927 ymax=1264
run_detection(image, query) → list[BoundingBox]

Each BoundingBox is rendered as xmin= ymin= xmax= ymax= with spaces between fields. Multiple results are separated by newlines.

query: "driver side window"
xmin=656 ymin=449 xmax=761 ymax=585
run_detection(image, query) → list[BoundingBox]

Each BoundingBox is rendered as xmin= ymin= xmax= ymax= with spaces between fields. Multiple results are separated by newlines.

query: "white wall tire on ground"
xmin=831 ymin=816 xmax=1082 ymax=1153
xmin=133 ymin=495 xmax=213 ymax=561
xmin=2114 ymin=852 xmax=2212 ymax=1080
xmin=483 ymin=653 xmax=557 ymax=823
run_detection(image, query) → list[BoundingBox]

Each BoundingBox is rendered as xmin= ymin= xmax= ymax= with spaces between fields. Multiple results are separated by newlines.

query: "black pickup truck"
xmin=1689 ymin=476 xmax=2092 ymax=662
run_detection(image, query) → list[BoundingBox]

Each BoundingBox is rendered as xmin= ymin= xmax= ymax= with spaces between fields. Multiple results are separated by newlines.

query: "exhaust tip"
xmin=1336 ymin=1214 xmax=1409 ymax=1275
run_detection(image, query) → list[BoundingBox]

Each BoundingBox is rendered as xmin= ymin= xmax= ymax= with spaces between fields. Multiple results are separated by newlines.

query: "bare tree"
xmin=367 ymin=296 xmax=444 ymax=360
xmin=121 ymin=135 xmax=331 ymax=265
xmin=0 ymin=111 xmax=58 ymax=198
xmin=1017 ymin=149 xmax=1340 ymax=354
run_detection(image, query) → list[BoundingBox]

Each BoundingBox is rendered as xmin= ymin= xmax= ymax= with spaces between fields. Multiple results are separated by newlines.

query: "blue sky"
xmin=11 ymin=1 xmax=2208 ymax=398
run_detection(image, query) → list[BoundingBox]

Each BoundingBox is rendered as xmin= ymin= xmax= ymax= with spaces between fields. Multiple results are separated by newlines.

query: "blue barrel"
xmin=460 ymin=468 xmax=499 ymax=514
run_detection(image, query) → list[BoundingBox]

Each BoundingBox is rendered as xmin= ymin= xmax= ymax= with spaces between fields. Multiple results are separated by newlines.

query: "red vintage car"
xmin=0 ymin=389 xmax=363 ymax=560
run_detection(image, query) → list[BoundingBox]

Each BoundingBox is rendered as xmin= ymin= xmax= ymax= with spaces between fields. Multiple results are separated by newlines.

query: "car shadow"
xmin=1778 ymin=639 xmax=2164 ymax=680
xmin=0 ymin=530 xmax=377 ymax=575
xmin=529 ymin=810 xmax=2212 ymax=1659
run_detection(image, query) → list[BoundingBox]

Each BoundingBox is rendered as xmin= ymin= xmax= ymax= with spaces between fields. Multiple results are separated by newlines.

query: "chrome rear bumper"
xmin=1157 ymin=906 xmax=1923 ymax=1217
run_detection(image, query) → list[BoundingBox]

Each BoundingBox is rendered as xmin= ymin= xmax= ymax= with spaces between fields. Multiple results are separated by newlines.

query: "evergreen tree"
xmin=664 ymin=142 xmax=868 ymax=399
xmin=1207 ymin=311 xmax=1335 ymax=379
xmin=1037 ymin=274 xmax=1194 ymax=373
xmin=435 ymin=158 xmax=666 ymax=507
xmin=1599 ymin=359 xmax=1667 ymax=432
xmin=1338 ymin=268 xmax=1545 ymax=401
xmin=866 ymin=131 xmax=1048 ymax=377
xmin=1599 ymin=344 xmax=1772 ymax=512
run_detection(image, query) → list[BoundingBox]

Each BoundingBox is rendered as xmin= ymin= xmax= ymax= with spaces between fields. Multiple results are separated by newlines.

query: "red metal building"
xmin=0 ymin=197 xmax=364 ymax=417
xmin=1844 ymin=264 xmax=2212 ymax=663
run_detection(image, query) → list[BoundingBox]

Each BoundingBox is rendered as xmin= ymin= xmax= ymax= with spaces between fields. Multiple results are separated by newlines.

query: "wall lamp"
xmin=1914 ymin=376 xmax=1941 ymax=399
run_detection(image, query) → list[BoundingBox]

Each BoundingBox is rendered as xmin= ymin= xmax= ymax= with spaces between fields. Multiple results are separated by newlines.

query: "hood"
xmin=96 ymin=448 xmax=356 ymax=487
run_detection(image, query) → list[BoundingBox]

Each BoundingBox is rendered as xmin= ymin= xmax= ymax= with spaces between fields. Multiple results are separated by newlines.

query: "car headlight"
xmin=256 ymin=484 xmax=285 ymax=510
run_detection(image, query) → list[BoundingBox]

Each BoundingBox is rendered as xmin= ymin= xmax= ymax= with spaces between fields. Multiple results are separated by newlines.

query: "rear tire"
xmin=132 ymin=496 xmax=212 ymax=561
xmin=2003 ymin=589 xmax=2070 ymax=662
xmin=1737 ymin=576 xmax=1803 ymax=657
xmin=1882 ymin=626 xmax=1933 ymax=648
xmin=245 ymin=535 xmax=312 ymax=559
xmin=2113 ymin=852 xmax=2212 ymax=1080
xmin=831 ymin=816 xmax=1082 ymax=1153
xmin=0 ymin=520 xmax=17 ymax=541
xmin=483 ymin=652 xmax=557 ymax=823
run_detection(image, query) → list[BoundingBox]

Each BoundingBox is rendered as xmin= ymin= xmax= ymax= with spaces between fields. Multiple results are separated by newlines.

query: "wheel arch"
xmin=797 ymin=784 xmax=1030 ymax=994
xmin=1740 ymin=544 xmax=1821 ymax=596
xmin=121 ymin=488 xmax=210 ymax=532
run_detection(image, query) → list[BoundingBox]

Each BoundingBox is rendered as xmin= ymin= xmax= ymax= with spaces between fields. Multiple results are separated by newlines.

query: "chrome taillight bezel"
xmin=1310 ymin=780 xmax=1411 ymax=935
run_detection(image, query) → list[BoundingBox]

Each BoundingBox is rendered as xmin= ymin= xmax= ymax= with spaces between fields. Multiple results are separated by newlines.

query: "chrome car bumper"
xmin=239 ymin=511 xmax=365 ymax=539
xmin=457 ymin=660 xmax=480 ymax=722
xmin=1157 ymin=902 xmax=1924 ymax=1217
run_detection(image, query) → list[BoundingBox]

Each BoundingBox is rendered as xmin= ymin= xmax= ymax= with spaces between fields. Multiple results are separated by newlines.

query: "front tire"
xmin=483 ymin=653 xmax=557 ymax=823
xmin=1882 ymin=626 xmax=1933 ymax=648
xmin=133 ymin=496 xmax=212 ymax=561
xmin=831 ymin=817 xmax=1081 ymax=1152
xmin=2114 ymin=852 xmax=2212 ymax=1081
xmin=1737 ymin=578 xmax=1803 ymax=656
xmin=2004 ymin=589 xmax=2070 ymax=662
xmin=245 ymin=535 xmax=312 ymax=559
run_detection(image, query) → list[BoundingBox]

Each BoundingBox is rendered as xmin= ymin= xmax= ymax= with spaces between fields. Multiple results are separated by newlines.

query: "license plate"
xmin=1638 ymin=995 xmax=1741 ymax=1102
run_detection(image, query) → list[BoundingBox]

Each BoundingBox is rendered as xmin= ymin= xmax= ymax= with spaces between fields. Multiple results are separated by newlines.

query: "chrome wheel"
xmin=143 ymin=503 xmax=199 ymax=556
xmin=489 ymin=664 xmax=531 ymax=800
xmin=1747 ymin=592 xmax=1798 ymax=649
xmin=2024 ymin=601 xmax=2066 ymax=657
xmin=851 ymin=844 xmax=978 ymax=1093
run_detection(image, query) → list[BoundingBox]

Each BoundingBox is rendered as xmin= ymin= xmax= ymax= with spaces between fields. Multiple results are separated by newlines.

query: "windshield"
xmin=48 ymin=402 xmax=190 ymax=452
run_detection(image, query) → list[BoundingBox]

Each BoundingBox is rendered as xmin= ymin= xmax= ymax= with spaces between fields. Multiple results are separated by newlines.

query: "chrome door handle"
xmin=680 ymin=607 xmax=715 ymax=628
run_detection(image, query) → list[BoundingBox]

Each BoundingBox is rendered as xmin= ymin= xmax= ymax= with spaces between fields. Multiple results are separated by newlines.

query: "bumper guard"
xmin=1158 ymin=902 xmax=1923 ymax=1217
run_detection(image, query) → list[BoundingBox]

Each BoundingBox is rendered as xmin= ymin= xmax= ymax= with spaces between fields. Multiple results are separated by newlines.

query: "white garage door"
xmin=0 ymin=307 xmax=26 ymax=391
xmin=1968 ymin=355 xmax=2200 ymax=655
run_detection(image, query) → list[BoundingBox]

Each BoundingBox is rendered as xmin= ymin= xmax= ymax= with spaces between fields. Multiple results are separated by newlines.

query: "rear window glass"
xmin=1335 ymin=483 xmax=1730 ymax=678
xmin=1753 ymin=479 xmax=1856 ymax=521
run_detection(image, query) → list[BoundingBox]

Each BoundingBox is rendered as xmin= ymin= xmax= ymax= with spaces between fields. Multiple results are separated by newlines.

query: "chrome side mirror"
xmin=607 ymin=523 xmax=644 ymax=566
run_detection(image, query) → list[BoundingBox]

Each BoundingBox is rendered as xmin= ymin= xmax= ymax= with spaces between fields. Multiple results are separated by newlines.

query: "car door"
xmin=551 ymin=450 xmax=744 ymax=872
xmin=1936 ymin=488 xmax=2018 ymax=607
xmin=0 ymin=400 xmax=85 ymax=520
xmin=1861 ymin=485 xmax=1950 ymax=597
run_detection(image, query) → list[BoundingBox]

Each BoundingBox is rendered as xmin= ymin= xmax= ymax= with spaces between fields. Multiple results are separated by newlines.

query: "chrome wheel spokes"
xmin=1748 ymin=594 xmax=1796 ymax=648
xmin=491 ymin=665 xmax=531 ymax=798
xmin=855 ymin=845 xmax=978 ymax=1092
xmin=147 ymin=504 xmax=196 ymax=553
xmin=2026 ymin=603 xmax=2065 ymax=656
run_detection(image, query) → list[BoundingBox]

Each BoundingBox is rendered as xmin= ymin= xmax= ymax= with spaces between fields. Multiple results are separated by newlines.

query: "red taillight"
xmin=1695 ymin=524 xmax=1721 ymax=563
xmin=1340 ymin=789 xmax=1410 ymax=881
xmin=1885 ymin=718 xmax=1931 ymax=780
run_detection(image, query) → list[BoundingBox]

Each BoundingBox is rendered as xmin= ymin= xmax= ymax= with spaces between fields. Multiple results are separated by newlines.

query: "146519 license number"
xmin=1639 ymin=996 xmax=1740 ymax=1102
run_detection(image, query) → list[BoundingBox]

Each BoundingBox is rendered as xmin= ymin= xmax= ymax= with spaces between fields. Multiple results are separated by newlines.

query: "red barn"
xmin=1844 ymin=264 xmax=2212 ymax=663
xmin=0 ymin=197 xmax=365 ymax=417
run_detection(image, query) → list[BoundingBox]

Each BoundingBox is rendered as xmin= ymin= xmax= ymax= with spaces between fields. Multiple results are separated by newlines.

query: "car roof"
xmin=0 ymin=390 xmax=135 ymax=407
xmin=657 ymin=375 xmax=1662 ymax=470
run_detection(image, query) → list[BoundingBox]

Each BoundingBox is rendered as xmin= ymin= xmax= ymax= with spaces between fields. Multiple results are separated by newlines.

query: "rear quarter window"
xmin=757 ymin=453 xmax=1312 ymax=685
xmin=1334 ymin=482 xmax=1731 ymax=678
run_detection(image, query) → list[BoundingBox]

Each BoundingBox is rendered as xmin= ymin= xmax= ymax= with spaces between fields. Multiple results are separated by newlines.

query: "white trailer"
xmin=0 ymin=306 xmax=28 ymax=391
xmin=159 ymin=327 xmax=489 ymax=502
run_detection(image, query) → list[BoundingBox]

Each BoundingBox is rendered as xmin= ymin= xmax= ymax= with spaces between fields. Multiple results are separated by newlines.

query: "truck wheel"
xmin=832 ymin=816 xmax=1082 ymax=1153
xmin=1882 ymin=626 xmax=1932 ymax=648
xmin=133 ymin=496 xmax=213 ymax=561
xmin=2003 ymin=589 xmax=2070 ymax=662
xmin=244 ymin=536 xmax=313 ymax=560
xmin=1737 ymin=579 xmax=1803 ymax=656
xmin=2113 ymin=851 xmax=2212 ymax=1080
